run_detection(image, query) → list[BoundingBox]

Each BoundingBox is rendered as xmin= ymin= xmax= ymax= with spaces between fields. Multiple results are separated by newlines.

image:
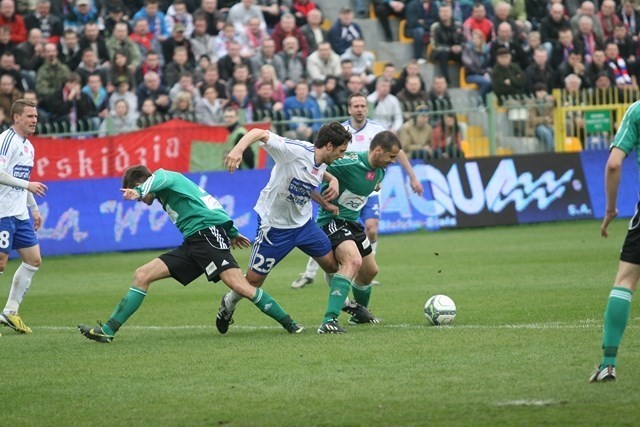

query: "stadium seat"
xmin=373 ymin=61 xmax=387 ymax=76
xmin=459 ymin=67 xmax=479 ymax=91
xmin=370 ymin=3 xmax=376 ymax=19
xmin=564 ymin=137 xmax=583 ymax=152
xmin=398 ymin=20 xmax=413 ymax=43
xmin=321 ymin=19 xmax=332 ymax=31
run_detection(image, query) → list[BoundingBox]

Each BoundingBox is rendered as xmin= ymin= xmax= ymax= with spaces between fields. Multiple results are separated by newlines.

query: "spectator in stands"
xmin=430 ymin=4 xmax=465 ymax=83
xmin=489 ymin=21 xmax=529 ymax=70
xmin=107 ymin=23 xmax=142 ymax=71
xmin=597 ymin=0 xmax=620 ymax=40
xmin=0 ymin=73 xmax=20 ymax=115
xmin=346 ymin=73 xmax=367 ymax=96
xmin=169 ymin=71 xmax=201 ymax=104
xmin=218 ymin=40 xmax=252 ymax=83
xmin=109 ymin=76 xmax=138 ymax=118
xmin=17 ymin=28 xmax=45 ymax=74
xmin=290 ymin=0 xmax=316 ymax=28
xmin=398 ymin=104 xmax=434 ymax=160
xmin=257 ymin=0 xmax=281 ymax=30
xmin=103 ymin=2 xmax=128 ymax=39
xmin=0 ymin=24 xmax=15 ymax=58
xmin=195 ymin=83 xmax=225 ymax=124
xmin=190 ymin=13 xmax=216 ymax=62
xmin=137 ymin=97 xmax=165 ymax=127
xmin=328 ymin=6 xmax=363 ymax=55
xmin=586 ymin=49 xmax=614 ymax=88
xmin=525 ymin=31 xmax=542 ymax=65
xmin=0 ymin=52 xmax=22 ymax=91
xmin=170 ymin=90 xmax=196 ymax=120
xmin=194 ymin=0 xmax=223 ymax=36
xmin=605 ymin=42 xmax=635 ymax=89
xmin=492 ymin=2 xmax=524 ymax=43
xmin=80 ymin=22 xmax=109 ymax=65
xmin=198 ymin=64 xmax=227 ymax=98
xmin=340 ymin=38 xmax=375 ymax=83
xmin=63 ymin=0 xmax=102 ymax=35
xmin=562 ymin=73 xmax=586 ymax=146
xmin=162 ymin=23 xmax=194 ymax=67
xmin=271 ymin=12 xmax=310 ymax=58
xmin=226 ymin=62 xmax=254 ymax=97
xmin=228 ymin=0 xmax=266 ymax=34
xmin=540 ymin=3 xmax=570 ymax=57
xmin=58 ymin=29 xmax=82 ymax=70
xmin=307 ymin=41 xmax=341 ymax=82
xmin=25 ymin=0 xmax=62 ymax=44
xmin=525 ymin=47 xmax=553 ymax=94
xmin=575 ymin=15 xmax=604 ymax=65
xmin=99 ymin=99 xmax=138 ymax=136
xmin=373 ymin=0 xmax=406 ymax=42
xmin=130 ymin=18 xmax=163 ymax=63
xmin=36 ymin=42 xmax=71 ymax=97
xmin=227 ymin=81 xmax=253 ymax=121
xmin=491 ymin=47 xmax=526 ymax=101
xmin=460 ymin=0 xmax=494 ymax=23
xmin=163 ymin=45 xmax=193 ymax=87
xmin=404 ymin=0 xmax=436 ymax=63
xmin=394 ymin=59 xmax=426 ymax=94
xmin=136 ymin=51 xmax=163 ymax=86
xmin=619 ymin=0 xmax=639 ymax=36
xmin=429 ymin=74 xmax=453 ymax=112
xmin=527 ymin=82 xmax=555 ymax=152
xmin=22 ymin=89 xmax=48 ymax=122
xmin=462 ymin=3 xmax=494 ymax=43
xmin=369 ymin=62 xmax=398 ymax=94
xmin=300 ymin=8 xmax=326 ymax=53
xmin=609 ymin=23 xmax=638 ymax=77
xmin=223 ymin=106 xmax=255 ymax=168
xmin=251 ymin=38 xmax=285 ymax=80
xmin=252 ymin=81 xmax=283 ymax=121
xmin=40 ymin=72 xmax=95 ymax=131
xmin=0 ymin=0 xmax=25 ymax=44
xmin=461 ymin=28 xmax=492 ymax=103
xmin=367 ymin=77 xmax=403 ymax=132
xmin=239 ymin=16 xmax=268 ymax=58
xmin=571 ymin=1 xmax=604 ymax=41
xmin=397 ymin=74 xmax=429 ymax=114
xmin=432 ymin=113 xmax=464 ymax=158
xmin=166 ymin=0 xmax=194 ymax=37
xmin=283 ymin=80 xmax=321 ymax=139
xmin=309 ymin=78 xmax=334 ymax=116
xmin=133 ymin=0 xmax=169 ymax=42
xmin=554 ymin=50 xmax=590 ymax=89
xmin=82 ymin=72 xmax=109 ymax=127
xmin=77 ymin=48 xmax=107 ymax=86
xmin=337 ymin=58 xmax=354 ymax=88
xmin=254 ymin=63 xmax=285 ymax=102
xmin=214 ymin=23 xmax=245 ymax=62
xmin=137 ymin=70 xmax=171 ymax=114
xmin=525 ymin=0 xmax=547 ymax=31
xmin=324 ymin=75 xmax=345 ymax=108
xmin=551 ymin=27 xmax=578 ymax=69
xmin=276 ymin=36 xmax=306 ymax=95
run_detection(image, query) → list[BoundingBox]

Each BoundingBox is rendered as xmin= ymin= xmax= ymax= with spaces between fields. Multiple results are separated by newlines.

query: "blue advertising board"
xmin=31 ymin=151 xmax=640 ymax=256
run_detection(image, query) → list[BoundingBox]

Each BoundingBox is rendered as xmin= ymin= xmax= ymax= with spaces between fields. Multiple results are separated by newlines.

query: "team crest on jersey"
xmin=365 ymin=171 xmax=375 ymax=181
xmin=355 ymin=134 xmax=365 ymax=142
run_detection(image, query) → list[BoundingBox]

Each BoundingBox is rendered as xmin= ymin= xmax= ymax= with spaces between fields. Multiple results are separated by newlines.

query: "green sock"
xmin=103 ymin=287 xmax=148 ymax=335
xmin=251 ymin=288 xmax=292 ymax=327
xmin=352 ymin=282 xmax=372 ymax=308
xmin=323 ymin=274 xmax=350 ymax=323
xmin=601 ymin=287 xmax=633 ymax=367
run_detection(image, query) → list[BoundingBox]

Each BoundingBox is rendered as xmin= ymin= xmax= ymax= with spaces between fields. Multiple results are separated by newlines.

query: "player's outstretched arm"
xmin=601 ymin=147 xmax=625 ymax=238
xmin=226 ymin=128 xmax=270 ymax=173
xmin=396 ymin=150 xmax=424 ymax=196
xmin=0 ymin=170 xmax=47 ymax=196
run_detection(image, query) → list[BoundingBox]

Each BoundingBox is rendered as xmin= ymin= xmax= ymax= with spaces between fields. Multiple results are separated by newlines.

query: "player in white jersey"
xmin=291 ymin=92 xmax=424 ymax=288
xmin=0 ymin=100 xmax=48 ymax=336
xmin=215 ymin=122 xmax=376 ymax=333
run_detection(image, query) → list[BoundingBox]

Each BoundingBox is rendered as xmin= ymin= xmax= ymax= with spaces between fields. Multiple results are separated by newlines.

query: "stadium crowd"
xmin=0 ymin=0 xmax=636 ymax=158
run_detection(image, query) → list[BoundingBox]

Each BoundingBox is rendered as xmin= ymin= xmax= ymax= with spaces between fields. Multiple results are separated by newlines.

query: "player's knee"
xmin=26 ymin=257 xmax=42 ymax=269
xmin=132 ymin=266 xmax=153 ymax=288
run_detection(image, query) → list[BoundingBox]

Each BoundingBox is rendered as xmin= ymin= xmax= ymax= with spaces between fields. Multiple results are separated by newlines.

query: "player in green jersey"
xmin=78 ymin=166 xmax=303 ymax=343
xmin=316 ymin=130 xmax=401 ymax=333
xmin=590 ymin=100 xmax=640 ymax=381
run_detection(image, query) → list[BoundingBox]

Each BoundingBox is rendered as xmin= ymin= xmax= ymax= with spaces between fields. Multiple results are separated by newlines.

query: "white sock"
xmin=371 ymin=241 xmax=378 ymax=256
xmin=224 ymin=289 xmax=243 ymax=311
xmin=304 ymin=257 xmax=319 ymax=279
xmin=4 ymin=262 xmax=38 ymax=315
xmin=324 ymin=272 xmax=334 ymax=286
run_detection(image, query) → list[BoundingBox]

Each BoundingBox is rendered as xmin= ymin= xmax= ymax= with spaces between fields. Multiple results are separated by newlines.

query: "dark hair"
xmin=533 ymin=82 xmax=547 ymax=92
xmin=315 ymin=122 xmax=352 ymax=149
xmin=370 ymin=130 xmax=401 ymax=152
xmin=122 ymin=165 xmax=152 ymax=188
xmin=11 ymin=99 xmax=36 ymax=123
xmin=347 ymin=92 xmax=367 ymax=106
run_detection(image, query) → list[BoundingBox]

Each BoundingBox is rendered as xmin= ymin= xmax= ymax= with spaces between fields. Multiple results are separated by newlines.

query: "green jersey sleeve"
xmin=611 ymin=101 xmax=640 ymax=155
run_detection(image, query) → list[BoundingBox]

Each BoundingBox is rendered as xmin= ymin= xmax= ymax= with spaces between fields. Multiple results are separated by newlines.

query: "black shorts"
xmin=620 ymin=202 xmax=640 ymax=265
xmin=321 ymin=218 xmax=373 ymax=258
xmin=159 ymin=226 xmax=239 ymax=285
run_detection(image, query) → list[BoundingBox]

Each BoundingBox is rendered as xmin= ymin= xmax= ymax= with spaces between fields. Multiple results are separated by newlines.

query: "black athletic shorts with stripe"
xmin=159 ymin=226 xmax=239 ymax=285
xmin=321 ymin=218 xmax=373 ymax=258
xmin=621 ymin=201 xmax=640 ymax=265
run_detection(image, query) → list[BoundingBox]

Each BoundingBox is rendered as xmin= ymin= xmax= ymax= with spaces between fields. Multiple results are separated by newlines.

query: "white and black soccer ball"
xmin=424 ymin=295 xmax=456 ymax=325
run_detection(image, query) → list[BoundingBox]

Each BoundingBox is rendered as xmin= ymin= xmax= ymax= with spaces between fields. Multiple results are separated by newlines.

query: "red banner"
xmin=31 ymin=120 xmax=270 ymax=181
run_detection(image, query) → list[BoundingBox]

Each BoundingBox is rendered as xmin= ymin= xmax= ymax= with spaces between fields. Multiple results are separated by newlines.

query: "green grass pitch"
xmin=1 ymin=219 xmax=639 ymax=426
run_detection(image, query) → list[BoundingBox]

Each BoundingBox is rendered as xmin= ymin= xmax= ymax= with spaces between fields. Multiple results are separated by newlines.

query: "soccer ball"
xmin=424 ymin=295 xmax=456 ymax=325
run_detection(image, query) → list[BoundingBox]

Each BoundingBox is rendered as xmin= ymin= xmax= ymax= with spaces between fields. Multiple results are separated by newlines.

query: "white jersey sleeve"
xmin=0 ymin=128 xmax=34 ymax=220
xmin=260 ymin=131 xmax=313 ymax=164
